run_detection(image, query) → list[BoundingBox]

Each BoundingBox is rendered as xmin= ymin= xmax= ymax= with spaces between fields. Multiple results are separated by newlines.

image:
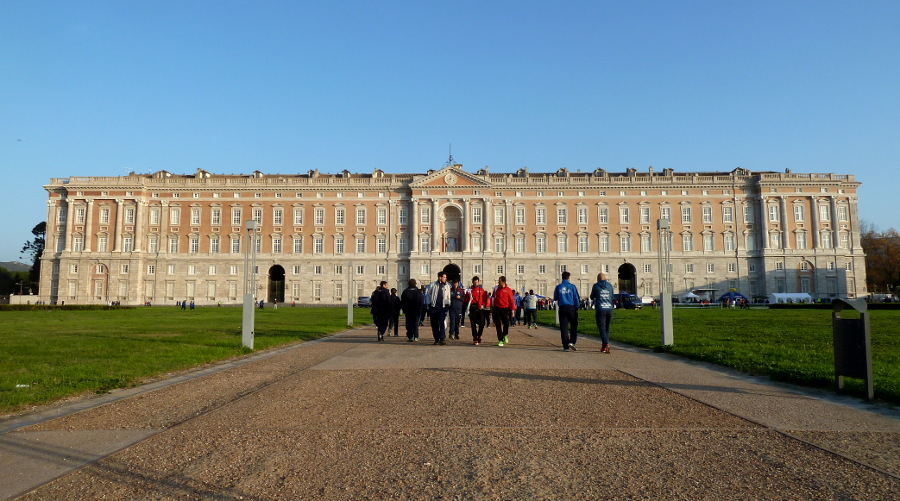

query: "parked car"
xmin=355 ymin=296 xmax=372 ymax=308
xmin=614 ymin=293 xmax=642 ymax=310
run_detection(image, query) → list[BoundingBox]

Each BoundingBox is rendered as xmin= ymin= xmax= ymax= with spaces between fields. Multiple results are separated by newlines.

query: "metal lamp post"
xmin=242 ymin=220 xmax=258 ymax=349
xmin=657 ymin=219 xmax=674 ymax=345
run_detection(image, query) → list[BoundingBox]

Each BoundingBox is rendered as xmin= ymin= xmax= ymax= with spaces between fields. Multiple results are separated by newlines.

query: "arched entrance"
xmin=268 ymin=265 xmax=286 ymax=303
xmin=441 ymin=206 xmax=462 ymax=252
xmin=618 ymin=263 xmax=637 ymax=294
xmin=442 ymin=263 xmax=462 ymax=284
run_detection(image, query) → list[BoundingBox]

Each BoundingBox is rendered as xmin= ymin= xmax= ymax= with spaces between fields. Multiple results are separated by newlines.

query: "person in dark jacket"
xmin=448 ymin=279 xmax=465 ymax=340
xmin=589 ymin=272 xmax=615 ymax=353
xmin=554 ymin=271 xmax=581 ymax=351
xmin=387 ymin=288 xmax=401 ymax=336
xmin=400 ymin=279 xmax=424 ymax=342
xmin=370 ymin=281 xmax=392 ymax=342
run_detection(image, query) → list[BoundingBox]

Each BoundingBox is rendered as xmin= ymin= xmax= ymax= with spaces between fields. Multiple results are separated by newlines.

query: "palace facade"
xmin=38 ymin=164 xmax=866 ymax=305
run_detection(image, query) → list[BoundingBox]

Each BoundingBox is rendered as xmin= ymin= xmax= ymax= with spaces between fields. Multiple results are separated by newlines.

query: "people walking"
xmin=467 ymin=276 xmax=489 ymax=345
xmin=554 ymin=271 xmax=581 ymax=351
xmin=400 ymin=279 xmax=424 ymax=342
xmin=523 ymin=290 xmax=538 ymax=328
xmin=512 ymin=290 xmax=523 ymax=326
xmin=425 ymin=272 xmax=452 ymax=345
xmin=492 ymin=276 xmax=516 ymax=346
xmin=370 ymin=281 xmax=392 ymax=342
xmin=590 ymin=272 xmax=615 ymax=354
xmin=387 ymin=288 xmax=401 ymax=336
xmin=448 ymin=279 xmax=465 ymax=340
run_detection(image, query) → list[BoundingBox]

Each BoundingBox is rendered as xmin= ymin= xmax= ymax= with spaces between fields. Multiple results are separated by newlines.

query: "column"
xmin=484 ymin=198 xmax=492 ymax=252
xmin=779 ymin=196 xmax=789 ymax=249
xmin=830 ymin=196 xmax=838 ymax=252
xmin=809 ymin=196 xmax=819 ymax=249
xmin=848 ymin=196 xmax=862 ymax=250
xmin=133 ymin=200 xmax=142 ymax=252
xmin=431 ymin=199 xmax=439 ymax=252
xmin=409 ymin=200 xmax=417 ymax=252
xmin=759 ymin=196 xmax=769 ymax=249
xmin=45 ymin=199 xmax=57 ymax=255
xmin=83 ymin=199 xmax=94 ymax=252
xmin=114 ymin=199 xmax=125 ymax=252
xmin=64 ymin=199 xmax=75 ymax=252
xmin=160 ymin=201 xmax=169 ymax=254
xmin=462 ymin=199 xmax=471 ymax=252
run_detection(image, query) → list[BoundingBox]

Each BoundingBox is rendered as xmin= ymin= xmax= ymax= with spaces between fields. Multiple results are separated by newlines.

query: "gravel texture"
xmin=5 ymin=324 xmax=899 ymax=500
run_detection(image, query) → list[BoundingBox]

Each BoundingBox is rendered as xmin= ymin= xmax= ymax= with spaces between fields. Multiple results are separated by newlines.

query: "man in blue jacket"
xmin=590 ymin=272 xmax=615 ymax=353
xmin=553 ymin=271 xmax=581 ymax=351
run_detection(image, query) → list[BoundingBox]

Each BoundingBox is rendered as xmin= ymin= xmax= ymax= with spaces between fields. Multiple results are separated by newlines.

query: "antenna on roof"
xmin=444 ymin=143 xmax=454 ymax=167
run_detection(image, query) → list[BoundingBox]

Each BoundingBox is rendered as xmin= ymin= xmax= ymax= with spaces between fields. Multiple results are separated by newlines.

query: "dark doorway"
xmin=268 ymin=265 xmax=286 ymax=303
xmin=617 ymin=263 xmax=637 ymax=294
xmin=442 ymin=263 xmax=462 ymax=284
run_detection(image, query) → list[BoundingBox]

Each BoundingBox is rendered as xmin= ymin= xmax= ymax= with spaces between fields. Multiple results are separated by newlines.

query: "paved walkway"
xmin=1 ymin=322 xmax=898 ymax=499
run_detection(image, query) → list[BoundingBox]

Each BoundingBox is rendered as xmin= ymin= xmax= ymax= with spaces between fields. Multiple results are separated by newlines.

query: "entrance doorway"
xmin=618 ymin=263 xmax=637 ymax=294
xmin=442 ymin=263 xmax=462 ymax=284
xmin=268 ymin=265 xmax=285 ymax=303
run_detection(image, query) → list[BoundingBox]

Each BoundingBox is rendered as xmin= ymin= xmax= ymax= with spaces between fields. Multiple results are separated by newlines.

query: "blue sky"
xmin=2 ymin=0 xmax=898 ymax=263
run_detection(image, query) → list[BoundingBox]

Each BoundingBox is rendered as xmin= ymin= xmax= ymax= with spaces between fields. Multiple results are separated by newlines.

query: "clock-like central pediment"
xmin=409 ymin=165 xmax=491 ymax=189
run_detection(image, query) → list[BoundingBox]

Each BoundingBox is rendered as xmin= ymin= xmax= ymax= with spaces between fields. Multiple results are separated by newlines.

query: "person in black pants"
xmin=448 ymin=280 xmax=465 ymax=340
xmin=370 ymin=281 xmax=392 ymax=342
xmin=387 ymin=288 xmax=401 ymax=336
xmin=400 ymin=279 xmax=423 ymax=342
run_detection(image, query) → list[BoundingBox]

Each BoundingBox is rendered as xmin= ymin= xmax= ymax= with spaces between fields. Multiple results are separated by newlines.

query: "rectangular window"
xmin=703 ymin=234 xmax=714 ymax=252
xmin=189 ymin=236 xmax=199 ymax=254
xmin=376 ymin=207 xmax=387 ymax=225
xmin=273 ymin=208 xmax=283 ymax=225
xmin=497 ymin=265 xmax=504 ymax=275
xmin=333 ymin=236 xmax=343 ymax=254
xmin=98 ymin=236 xmax=108 ymax=252
xmin=707 ymin=263 xmax=715 ymax=273
xmin=838 ymin=205 xmax=848 ymax=221
xmin=293 ymin=208 xmax=303 ymax=225
xmin=794 ymin=205 xmax=804 ymax=222
xmin=538 ymin=264 xmax=546 ymax=274
xmin=557 ymin=207 xmax=567 ymax=224
xmin=578 ymin=235 xmax=589 ymax=253
xmin=620 ymin=235 xmax=630 ymax=252
xmin=191 ymin=208 xmax=201 ymax=225
xmin=702 ymin=207 xmax=713 ymax=223
xmin=685 ymin=263 xmax=694 ymax=273
xmin=744 ymin=205 xmax=754 ymax=223
xmin=75 ymin=207 xmax=86 ymax=224
xmin=641 ymin=234 xmax=651 ymax=252
xmin=314 ymin=236 xmax=324 ymax=254
xmin=619 ymin=207 xmax=630 ymax=224
xmin=556 ymin=235 xmax=566 ymax=253
xmin=420 ymin=207 xmax=430 ymax=224
xmin=188 ymin=265 xmax=196 ymax=275
xmin=660 ymin=207 xmax=671 ymax=222
xmin=536 ymin=236 xmax=546 ymax=253
xmin=356 ymin=207 xmax=366 ymax=225
xmin=516 ymin=236 xmax=526 ymax=253
xmin=168 ymin=264 xmax=176 ymax=275
xmin=473 ymin=264 xmax=482 ymax=275
xmin=536 ymin=208 xmax=546 ymax=224
xmin=577 ymin=207 xmax=588 ymax=225
xmin=377 ymin=236 xmax=386 ymax=253
xmin=398 ymin=236 xmax=408 ymax=254
xmin=335 ymin=208 xmax=345 ymax=225
xmin=314 ymin=208 xmax=324 ymax=225
xmin=822 ymin=232 xmax=833 ymax=249
xmin=795 ymin=232 xmax=807 ymax=250
xmin=682 ymin=207 xmax=692 ymax=224
xmin=399 ymin=206 xmax=408 ymax=225
xmin=518 ymin=264 xmax=526 ymax=274
xmin=125 ymin=207 xmax=135 ymax=224
xmin=839 ymin=233 xmax=849 ymax=249
xmin=211 ymin=208 xmax=221 ymax=226
xmin=472 ymin=206 xmax=482 ymax=224
xmin=288 ymin=237 xmax=299 ymax=253
xmin=598 ymin=207 xmax=608 ymax=224
xmin=723 ymin=206 xmax=734 ymax=223
xmin=643 ymin=264 xmax=652 ymax=273
xmin=640 ymin=207 xmax=650 ymax=224
xmin=495 ymin=235 xmax=505 ymax=252
xmin=421 ymin=264 xmax=430 ymax=275
xmin=356 ymin=237 xmax=365 ymax=253
xmin=769 ymin=205 xmax=779 ymax=222
xmin=724 ymin=234 xmax=735 ymax=251
xmin=100 ymin=207 xmax=110 ymax=224
xmin=515 ymin=207 xmax=526 ymax=225
xmin=599 ymin=235 xmax=609 ymax=252
xmin=169 ymin=237 xmax=178 ymax=253
xmin=682 ymin=234 xmax=693 ymax=251
xmin=728 ymin=263 xmax=736 ymax=273
xmin=252 ymin=208 xmax=262 ymax=224
xmin=170 ymin=208 xmax=180 ymax=225
xmin=232 ymin=208 xmax=242 ymax=225
xmin=771 ymin=233 xmax=781 ymax=249
xmin=819 ymin=205 xmax=830 ymax=222
xmin=494 ymin=207 xmax=505 ymax=225
xmin=273 ymin=236 xmax=282 ymax=253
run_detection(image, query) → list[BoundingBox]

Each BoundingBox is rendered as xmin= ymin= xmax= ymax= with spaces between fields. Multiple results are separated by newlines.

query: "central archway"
xmin=617 ymin=263 xmax=637 ymax=294
xmin=442 ymin=263 xmax=462 ymax=284
xmin=268 ymin=265 xmax=286 ymax=303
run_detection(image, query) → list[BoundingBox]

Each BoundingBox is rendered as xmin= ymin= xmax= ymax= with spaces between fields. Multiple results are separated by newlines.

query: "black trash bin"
xmin=832 ymin=298 xmax=873 ymax=400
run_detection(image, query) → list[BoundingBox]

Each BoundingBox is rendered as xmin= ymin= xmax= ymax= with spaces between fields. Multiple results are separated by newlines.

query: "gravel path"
xmin=2 ymin=323 xmax=898 ymax=500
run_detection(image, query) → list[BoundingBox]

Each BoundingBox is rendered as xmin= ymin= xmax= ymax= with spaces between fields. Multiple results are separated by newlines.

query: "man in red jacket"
xmin=467 ymin=276 xmax=489 ymax=345
xmin=492 ymin=276 xmax=516 ymax=346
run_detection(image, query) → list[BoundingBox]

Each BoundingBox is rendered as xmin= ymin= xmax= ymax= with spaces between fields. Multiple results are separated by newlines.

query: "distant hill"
xmin=0 ymin=261 xmax=31 ymax=272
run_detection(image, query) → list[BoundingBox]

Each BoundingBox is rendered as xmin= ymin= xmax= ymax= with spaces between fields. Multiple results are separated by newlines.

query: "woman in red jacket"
xmin=492 ymin=276 xmax=516 ymax=346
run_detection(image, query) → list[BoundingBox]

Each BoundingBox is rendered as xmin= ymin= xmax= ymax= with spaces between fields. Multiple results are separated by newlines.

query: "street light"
xmin=242 ymin=220 xmax=258 ymax=350
xmin=657 ymin=219 xmax=673 ymax=345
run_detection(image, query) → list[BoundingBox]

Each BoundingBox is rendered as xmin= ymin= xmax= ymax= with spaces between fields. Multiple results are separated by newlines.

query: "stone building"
xmin=38 ymin=164 xmax=866 ymax=305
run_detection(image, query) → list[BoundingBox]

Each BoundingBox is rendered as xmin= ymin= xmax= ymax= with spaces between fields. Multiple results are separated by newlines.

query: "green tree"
xmin=860 ymin=222 xmax=900 ymax=296
xmin=20 ymin=222 xmax=46 ymax=293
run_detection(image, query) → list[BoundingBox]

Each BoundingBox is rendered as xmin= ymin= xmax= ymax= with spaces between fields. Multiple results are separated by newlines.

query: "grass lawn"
xmin=0 ymin=306 xmax=369 ymax=414
xmin=537 ymin=307 xmax=900 ymax=404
